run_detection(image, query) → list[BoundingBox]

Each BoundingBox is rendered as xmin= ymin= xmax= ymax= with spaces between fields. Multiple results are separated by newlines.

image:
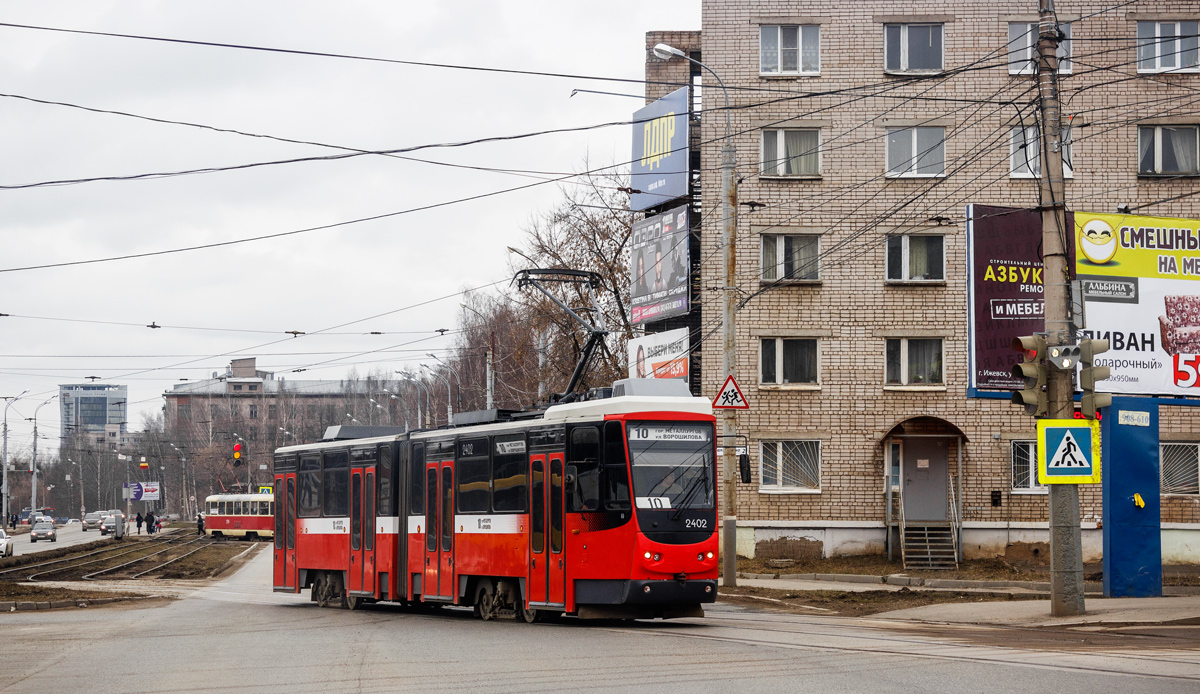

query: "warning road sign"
xmin=1037 ymin=419 xmax=1101 ymax=484
xmin=712 ymin=375 xmax=749 ymax=409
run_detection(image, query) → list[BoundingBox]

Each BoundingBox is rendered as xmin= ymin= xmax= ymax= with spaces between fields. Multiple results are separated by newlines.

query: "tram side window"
xmin=492 ymin=434 xmax=528 ymax=512
xmin=208 ymin=502 xmax=219 ymax=515
xmin=603 ymin=421 xmax=631 ymax=510
xmin=260 ymin=501 xmax=271 ymax=515
xmin=298 ymin=455 xmax=322 ymax=517
xmin=220 ymin=501 xmax=229 ymax=515
xmin=377 ymin=445 xmax=392 ymax=516
xmin=457 ymin=437 xmax=490 ymax=513
xmin=567 ymin=427 xmax=601 ymax=512
xmin=410 ymin=444 xmax=425 ymax=516
xmin=323 ymin=450 xmax=350 ymax=517
xmin=234 ymin=501 xmax=243 ymax=515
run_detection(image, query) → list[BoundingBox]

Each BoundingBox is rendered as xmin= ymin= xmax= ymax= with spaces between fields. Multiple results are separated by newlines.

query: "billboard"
xmin=628 ymin=328 xmax=690 ymax=382
xmin=630 ymin=87 xmax=689 ymax=212
xmin=631 ymin=205 xmax=690 ymax=325
xmin=125 ymin=482 xmax=160 ymax=501
xmin=967 ymin=205 xmax=1074 ymax=391
xmin=1076 ymin=211 xmax=1200 ymax=396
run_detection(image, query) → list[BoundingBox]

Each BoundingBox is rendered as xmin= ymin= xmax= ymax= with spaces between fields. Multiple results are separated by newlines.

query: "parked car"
xmin=29 ymin=521 xmax=56 ymax=543
xmin=0 ymin=530 xmax=13 ymax=557
xmin=82 ymin=512 xmax=105 ymax=531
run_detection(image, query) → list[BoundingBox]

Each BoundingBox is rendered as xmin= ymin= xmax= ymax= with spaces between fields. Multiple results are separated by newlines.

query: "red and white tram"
xmin=272 ymin=380 xmax=718 ymax=620
xmin=205 ymin=493 xmax=274 ymax=540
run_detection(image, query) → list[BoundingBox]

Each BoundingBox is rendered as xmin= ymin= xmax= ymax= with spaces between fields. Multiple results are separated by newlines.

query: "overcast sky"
xmin=0 ymin=1 xmax=700 ymax=458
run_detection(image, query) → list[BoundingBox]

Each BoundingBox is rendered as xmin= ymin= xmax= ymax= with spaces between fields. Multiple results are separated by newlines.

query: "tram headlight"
xmin=644 ymin=551 xmax=652 ymax=560
xmin=706 ymin=552 xmax=714 ymax=559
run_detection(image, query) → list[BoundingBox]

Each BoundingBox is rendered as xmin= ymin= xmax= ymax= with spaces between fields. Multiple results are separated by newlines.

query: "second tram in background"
xmin=272 ymin=378 xmax=719 ymax=620
xmin=205 ymin=493 xmax=274 ymax=540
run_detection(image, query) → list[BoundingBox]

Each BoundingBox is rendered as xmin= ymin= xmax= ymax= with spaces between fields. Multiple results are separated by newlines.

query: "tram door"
xmin=349 ymin=468 xmax=364 ymax=594
xmin=273 ymin=474 xmax=297 ymax=592
xmin=424 ymin=461 xmax=455 ymax=600
xmin=363 ymin=470 xmax=376 ymax=595
xmin=527 ymin=454 xmax=566 ymax=608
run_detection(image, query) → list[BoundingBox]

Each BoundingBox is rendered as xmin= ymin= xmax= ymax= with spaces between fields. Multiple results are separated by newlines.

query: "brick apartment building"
xmin=647 ymin=1 xmax=1200 ymax=564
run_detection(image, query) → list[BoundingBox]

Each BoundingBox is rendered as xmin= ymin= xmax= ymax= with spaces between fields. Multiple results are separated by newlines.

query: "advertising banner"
xmin=967 ymin=205 xmax=1074 ymax=390
xmin=631 ymin=204 xmax=690 ymax=325
xmin=630 ymin=87 xmax=689 ymax=212
xmin=628 ymin=327 xmax=690 ymax=382
xmin=125 ymin=482 xmax=161 ymax=501
xmin=1076 ymin=211 xmax=1200 ymax=396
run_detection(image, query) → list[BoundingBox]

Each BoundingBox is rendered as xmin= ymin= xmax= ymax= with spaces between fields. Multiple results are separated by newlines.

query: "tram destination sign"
xmin=629 ymin=425 xmax=710 ymax=442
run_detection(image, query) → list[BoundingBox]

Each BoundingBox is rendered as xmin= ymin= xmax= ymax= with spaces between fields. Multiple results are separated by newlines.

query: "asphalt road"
xmin=0 ymin=553 xmax=1196 ymax=693
xmin=8 ymin=523 xmax=115 ymax=555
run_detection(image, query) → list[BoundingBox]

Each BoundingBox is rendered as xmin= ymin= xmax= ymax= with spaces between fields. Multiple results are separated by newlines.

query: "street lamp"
xmin=399 ymin=372 xmax=432 ymax=428
xmin=461 ymin=304 xmax=496 ymax=409
xmin=29 ymin=395 xmax=58 ymax=513
xmin=427 ymin=354 xmax=463 ymax=412
xmin=2 ymin=389 xmax=29 ymax=524
xmin=421 ymin=364 xmax=453 ymax=424
xmin=653 ymin=42 xmax=740 ymax=587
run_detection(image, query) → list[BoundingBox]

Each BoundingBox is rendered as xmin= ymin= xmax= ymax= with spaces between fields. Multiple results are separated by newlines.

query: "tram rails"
xmin=0 ymin=532 xmax=179 ymax=582
xmin=82 ymin=535 xmax=215 ymax=580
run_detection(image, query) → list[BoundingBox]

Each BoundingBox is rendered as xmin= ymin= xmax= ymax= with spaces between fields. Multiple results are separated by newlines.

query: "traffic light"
xmin=1080 ymin=338 xmax=1112 ymax=418
xmin=233 ymin=442 xmax=244 ymax=466
xmin=1047 ymin=343 xmax=1081 ymax=370
xmin=1011 ymin=335 xmax=1048 ymax=417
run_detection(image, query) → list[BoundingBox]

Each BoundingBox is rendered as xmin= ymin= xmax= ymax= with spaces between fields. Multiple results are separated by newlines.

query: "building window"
xmin=1162 ymin=442 xmax=1200 ymax=495
xmin=1010 ymin=125 xmax=1074 ymax=178
xmin=1012 ymin=441 xmax=1045 ymax=492
xmin=1139 ymin=125 xmax=1199 ymax=175
xmin=885 ymin=338 xmax=943 ymax=385
xmin=249 ymin=384 xmax=258 ymax=391
xmin=210 ymin=404 xmax=218 ymax=418
xmin=884 ymin=23 xmax=943 ymax=73
xmin=760 ymin=440 xmax=820 ymax=490
xmin=249 ymin=405 xmax=259 ymax=419
xmin=177 ymin=404 xmax=191 ymax=421
xmin=233 ymin=385 xmax=243 ymax=391
xmin=760 ymin=25 xmax=820 ymax=75
xmin=1008 ymin=22 xmax=1072 ymax=74
xmin=886 ymin=127 xmax=945 ymax=177
xmin=1137 ymin=21 xmax=1199 ymax=73
xmin=307 ymin=405 xmax=318 ymax=418
xmin=269 ymin=404 xmax=278 ymax=420
xmin=887 ymin=234 xmax=944 ymax=281
xmin=761 ymin=234 xmax=819 ymax=281
xmin=889 ymin=441 xmax=901 ymax=489
xmin=760 ymin=128 xmax=820 ymax=176
xmin=760 ymin=338 xmax=818 ymax=385
xmin=109 ymin=431 xmax=116 ymax=438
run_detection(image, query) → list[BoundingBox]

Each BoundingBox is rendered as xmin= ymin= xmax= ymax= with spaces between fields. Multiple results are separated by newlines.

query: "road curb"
xmin=741 ymin=572 xmax=1117 ymax=594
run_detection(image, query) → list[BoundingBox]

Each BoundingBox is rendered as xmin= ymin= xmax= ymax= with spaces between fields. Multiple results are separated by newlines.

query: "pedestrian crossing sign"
xmin=1036 ymin=419 xmax=1101 ymax=484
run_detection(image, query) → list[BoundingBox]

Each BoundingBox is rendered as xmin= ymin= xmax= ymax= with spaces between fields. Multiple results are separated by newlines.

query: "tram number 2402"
xmin=685 ymin=518 xmax=708 ymax=529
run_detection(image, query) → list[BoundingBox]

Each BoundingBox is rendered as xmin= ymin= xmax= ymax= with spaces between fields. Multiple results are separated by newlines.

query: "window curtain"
xmin=1164 ymin=126 xmax=1198 ymax=173
xmin=1139 ymin=126 xmax=1155 ymax=172
xmin=784 ymin=235 xmax=818 ymax=279
xmin=762 ymin=235 xmax=778 ymax=279
xmin=907 ymin=339 xmax=942 ymax=384
xmin=784 ymin=129 xmax=819 ymax=175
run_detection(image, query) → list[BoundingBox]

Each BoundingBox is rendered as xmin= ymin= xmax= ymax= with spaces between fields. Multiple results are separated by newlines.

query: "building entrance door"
xmin=902 ymin=438 xmax=948 ymax=522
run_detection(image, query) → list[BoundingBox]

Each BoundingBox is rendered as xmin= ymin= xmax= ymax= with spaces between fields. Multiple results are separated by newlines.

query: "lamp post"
xmin=29 ymin=396 xmax=58 ymax=514
xmin=400 ymin=372 xmax=432 ymax=428
xmin=422 ymin=364 xmax=453 ymax=424
xmin=427 ymin=354 xmax=464 ymax=412
xmin=461 ymin=304 xmax=495 ymax=410
xmin=2 ymin=390 xmax=29 ymax=524
xmin=653 ymin=42 xmax=739 ymax=586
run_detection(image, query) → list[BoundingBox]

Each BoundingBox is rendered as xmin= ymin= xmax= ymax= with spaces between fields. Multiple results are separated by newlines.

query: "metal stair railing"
xmin=898 ymin=482 xmax=908 ymax=570
xmin=947 ymin=477 xmax=961 ymax=568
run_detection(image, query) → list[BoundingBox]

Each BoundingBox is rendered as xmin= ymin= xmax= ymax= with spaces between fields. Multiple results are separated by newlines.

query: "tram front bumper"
xmin=575 ymin=578 xmax=718 ymax=606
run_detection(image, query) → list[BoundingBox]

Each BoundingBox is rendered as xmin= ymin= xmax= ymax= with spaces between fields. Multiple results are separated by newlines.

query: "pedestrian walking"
xmin=135 ymin=513 xmax=144 ymax=535
xmin=145 ymin=511 xmax=155 ymax=535
xmin=197 ymin=513 xmax=205 ymax=535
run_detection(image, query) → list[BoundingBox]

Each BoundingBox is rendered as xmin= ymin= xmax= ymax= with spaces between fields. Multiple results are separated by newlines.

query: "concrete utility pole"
xmin=3 ymin=391 xmax=29 ymax=525
xmin=30 ymin=396 xmax=56 ymax=514
xmin=654 ymin=42 xmax=740 ymax=587
xmin=1037 ymin=0 xmax=1086 ymax=617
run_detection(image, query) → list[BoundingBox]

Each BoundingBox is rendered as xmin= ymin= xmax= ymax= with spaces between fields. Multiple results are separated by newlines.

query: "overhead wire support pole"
xmin=653 ymin=41 xmax=739 ymax=588
xmin=1037 ymin=0 xmax=1086 ymax=618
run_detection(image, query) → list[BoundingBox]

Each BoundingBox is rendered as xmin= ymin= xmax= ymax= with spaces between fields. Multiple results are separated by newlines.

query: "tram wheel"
xmin=346 ymin=595 xmax=363 ymax=611
xmin=475 ymin=580 xmax=497 ymax=621
xmin=518 ymin=605 xmax=541 ymax=623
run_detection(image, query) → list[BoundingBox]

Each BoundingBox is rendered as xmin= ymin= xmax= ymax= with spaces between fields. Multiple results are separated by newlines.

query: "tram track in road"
xmin=594 ymin=611 xmax=1200 ymax=683
xmin=83 ymin=535 xmax=216 ymax=580
xmin=7 ymin=530 xmax=194 ymax=582
xmin=0 ymin=532 xmax=177 ymax=582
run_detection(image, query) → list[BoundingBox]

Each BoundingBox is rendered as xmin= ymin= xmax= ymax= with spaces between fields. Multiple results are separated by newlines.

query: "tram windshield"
xmin=627 ymin=422 xmax=715 ymax=510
